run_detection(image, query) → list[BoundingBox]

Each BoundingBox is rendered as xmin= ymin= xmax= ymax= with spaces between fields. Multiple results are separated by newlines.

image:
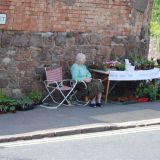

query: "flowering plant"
xmin=103 ymin=60 xmax=121 ymax=69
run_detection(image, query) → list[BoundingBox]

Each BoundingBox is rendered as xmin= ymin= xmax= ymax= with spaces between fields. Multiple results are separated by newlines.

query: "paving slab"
xmin=0 ymin=101 xmax=160 ymax=142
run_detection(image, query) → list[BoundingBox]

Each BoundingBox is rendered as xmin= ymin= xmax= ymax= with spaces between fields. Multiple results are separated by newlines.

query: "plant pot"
xmin=136 ymin=97 xmax=149 ymax=103
xmin=118 ymin=97 xmax=128 ymax=102
xmin=135 ymin=66 xmax=141 ymax=70
xmin=0 ymin=111 xmax=6 ymax=114
xmin=10 ymin=110 xmax=16 ymax=113
xmin=16 ymin=104 xmax=34 ymax=111
xmin=122 ymin=100 xmax=137 ymax=105
xmin=34 ymin=101 xmax=42 ymax=105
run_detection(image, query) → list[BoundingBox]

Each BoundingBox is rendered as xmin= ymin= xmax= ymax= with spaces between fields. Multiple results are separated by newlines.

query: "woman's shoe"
xmin=89 ymin=103 xmax=96 ymax=108
xmin=96 ymin=103 xmax=103 ymax=107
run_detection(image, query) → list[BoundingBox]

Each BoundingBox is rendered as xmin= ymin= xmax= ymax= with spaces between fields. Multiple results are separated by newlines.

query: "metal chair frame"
xmin=40 ymin=67 xmax=77 ymax=109
xmin=69 ymin=81 xmax=90 ymax=106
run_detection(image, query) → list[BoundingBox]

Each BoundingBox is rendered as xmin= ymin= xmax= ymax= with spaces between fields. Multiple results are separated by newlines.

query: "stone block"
xmin=55 ymin=33 xmax=66 ymax=46
xmin=1 ymin=31 xmax=15 ymax=48
xmin=12 ymin=33 xmax=29 ymax=47
xmin=112 ymin=45 xmax=125 ymax=56
xmin=0 ymin=30 xmax=2 ymax=46
xmin=12 ymin=89 xmax=22 ymax=97
xmin=87 ymin=34 xmax=101 ymax=45
xmin=0 ymin=79 xmax=8 ymax=88
xmin=75 ymin=33 xmax=88 ymax=45
xmin=97 ymin=46 xmax=112 ymax=56
xmin=135 ymin=0 xmax=148 ymax=13
xmin=29 ymin=34 xmax=43 ymax=47
xmin=101 ymin=37 xmax=112 ymax=46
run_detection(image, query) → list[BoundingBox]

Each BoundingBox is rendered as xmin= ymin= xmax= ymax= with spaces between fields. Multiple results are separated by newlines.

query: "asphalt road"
xmin=0 ymin=125 xmax=160 ymax=160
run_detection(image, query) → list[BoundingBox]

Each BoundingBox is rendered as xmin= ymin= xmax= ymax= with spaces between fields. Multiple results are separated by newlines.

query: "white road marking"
xmin=1 ymin=125 xmax=160 ymax=148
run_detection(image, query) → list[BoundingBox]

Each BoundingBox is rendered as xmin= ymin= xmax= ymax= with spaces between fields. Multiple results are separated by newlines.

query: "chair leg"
xmin=70 ymin=90 xmax=90 ymax=106
xmin=42 ymin=87 xmax=57 ymax=104
xmin=55 ymin=88 xmax=75 ymax=108
xmin=40 ymin=89 xmax=75 ymax=109
xmin=40 ymin=104 xmax=58 ymax=109
xmin=40 ymin=82 xmax=77 ymax=109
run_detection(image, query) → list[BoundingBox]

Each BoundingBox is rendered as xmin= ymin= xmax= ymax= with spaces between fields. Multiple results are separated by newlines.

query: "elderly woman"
xmin=70 ymin=53 xmax=104 ymax=107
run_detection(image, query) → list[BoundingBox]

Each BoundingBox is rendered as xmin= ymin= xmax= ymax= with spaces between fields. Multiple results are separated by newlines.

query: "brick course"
xmin=0 ymin=0 xmax=151 ymax=36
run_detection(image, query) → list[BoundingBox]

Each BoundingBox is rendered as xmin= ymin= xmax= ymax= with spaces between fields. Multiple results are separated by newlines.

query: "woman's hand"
xmin=85 ymin=77 xmax=92 ymax=83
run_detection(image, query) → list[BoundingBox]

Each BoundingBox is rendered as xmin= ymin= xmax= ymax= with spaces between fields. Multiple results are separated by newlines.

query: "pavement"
xmin=0 ymin=101 xmax=160 ymax=143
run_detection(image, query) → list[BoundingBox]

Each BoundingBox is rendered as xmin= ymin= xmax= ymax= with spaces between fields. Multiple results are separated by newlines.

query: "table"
xmin=90 ymin=68 xmax=160 ymax=104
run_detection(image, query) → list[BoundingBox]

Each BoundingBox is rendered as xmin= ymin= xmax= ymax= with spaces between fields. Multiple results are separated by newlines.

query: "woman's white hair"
xmin=75 ymin=53 xmax=86 ymax=64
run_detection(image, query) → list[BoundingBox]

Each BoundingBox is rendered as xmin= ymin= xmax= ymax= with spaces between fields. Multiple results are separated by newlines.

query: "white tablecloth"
xmin=109 ymin=68 xmax=160 ymax=81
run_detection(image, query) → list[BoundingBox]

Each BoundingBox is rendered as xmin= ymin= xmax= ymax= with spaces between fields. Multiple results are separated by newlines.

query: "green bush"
xmin=150 ymin=0 xmax=160 ymax=52
xmin=26 ymin=90 xmax=43 ymax=104
xmin=0 ymin=89 xmax=17 ymax=113
xmin=115 ymin=63 xmax=125 ymax=71
xmin=17 ymin=96 xmax=33 ymax=106
xmin=136 ymin=81 xmax=158 ymax=101
xmin=0 ymin=89 xmax=7 ymax=99
xmin=16 ymin=96 xmax=34 ymax=111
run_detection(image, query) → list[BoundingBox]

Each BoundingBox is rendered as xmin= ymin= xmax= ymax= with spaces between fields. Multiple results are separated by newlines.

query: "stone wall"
xmin=0 ymin=0 xmax=153 ymax=96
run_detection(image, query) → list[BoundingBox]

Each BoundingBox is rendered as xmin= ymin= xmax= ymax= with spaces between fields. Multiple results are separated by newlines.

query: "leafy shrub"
xmin=0 ymin=89 xmax=7 ymax=99
xmin=115 ymin=63 xmax=125 ymax=71
xmin=26 ymin=90 xmax=43 ymax=104
xmin=16 ymin=96 xmax=34 ymax=111
xmin=150 ymin=0 xmax=160 ymax=52
xmin=136 ymin=81 xmax=158 ymax=101
xmin=0 ymin=89 xmax=17 ymax=113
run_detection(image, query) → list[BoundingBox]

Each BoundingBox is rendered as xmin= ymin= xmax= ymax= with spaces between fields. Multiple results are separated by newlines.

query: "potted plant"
xmin=135 ymin=82 xmax=149 ymax=102
xmin=129 ymin=55 xmax=141 ymax=70
xmin=0 ymin=89 xmax=17 ymax=113
xmin=130 ymin=56 xmax=155 ymax=70
xmin=145 ymin=83 xmax=158 ymax=101
xmin=136 ymin=81 xmax=158 ymax=102
xmin=110 ymin=52 xmax=119 ymax=61
xmin=141 ymin=58 xmax=155 ymax=70
xmin=26 ymin=90 xmax=43 ymax=105
xmin=115 ymin=63 xmax=125 ymax=71
xmin=16 ymin=96 xmax=34 ymax=111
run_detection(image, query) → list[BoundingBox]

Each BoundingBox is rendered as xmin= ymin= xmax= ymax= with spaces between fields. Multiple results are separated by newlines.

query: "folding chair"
xmin=70 ymin=78 xmax=103 ymax=106
xmin=40 ymin=67 xmax=77 ymax=109
xmin=70 ymin=81 xmax=90 ymax=106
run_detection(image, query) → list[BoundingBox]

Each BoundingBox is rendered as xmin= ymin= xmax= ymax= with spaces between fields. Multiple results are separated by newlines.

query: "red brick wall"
xmin=0 ymin=0 xmax=152 ymax=36
xmin=0 ymin=0 xmax=154 ymax=96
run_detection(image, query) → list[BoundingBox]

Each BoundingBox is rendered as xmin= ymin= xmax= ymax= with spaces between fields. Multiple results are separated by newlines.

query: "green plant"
xmin=145 ymin=84 xmax=158 ymax=101
xmin=129 ymin=55 xmax=141 ymax=68
xmin=0 ymin=89 xmax=7 ymax=99
xmin=17 ymin=96 xmax=33 ymax=106
xmin=151 ymin=0 xmax=160 ymax=23
xmin=130 ymin=56 xmax=155 ymax=70
xmin=0 ymin=90 xmax=17 ymax=113
xmin=136 ymin=82 xmax=145 ymax=98
xmin=16 ymin=96 xmax=33 ymax=111
xmin=150 ymin=0 xmax=160 ymax=52
xmin=26 ymin=90 xmax=43 ymax=104
xmin=136 ymin=81 xmax=158 ymax=101
xmin=115 ymin=63 xmax=125 ymax=71
xmin=110 ymin=52 xmax=118 ymax=61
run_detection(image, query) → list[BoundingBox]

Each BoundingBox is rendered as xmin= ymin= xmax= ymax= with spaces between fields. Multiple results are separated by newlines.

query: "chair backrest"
xmin=45 ymin=67 xmax=63 ymax=85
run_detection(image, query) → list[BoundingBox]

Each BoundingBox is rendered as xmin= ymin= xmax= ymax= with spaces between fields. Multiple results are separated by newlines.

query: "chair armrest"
xmin=78 ymin=81 xmax=87 ymax=89
xmin=60 ymin=79 xmax=76 ymax=85
xmin=92 ymin=78 xmax=102 ymax=82
xmin=70 ymin=80 xmax=77 ymax=88
xmin=60 ymin=79 xmax=77 ymax=88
